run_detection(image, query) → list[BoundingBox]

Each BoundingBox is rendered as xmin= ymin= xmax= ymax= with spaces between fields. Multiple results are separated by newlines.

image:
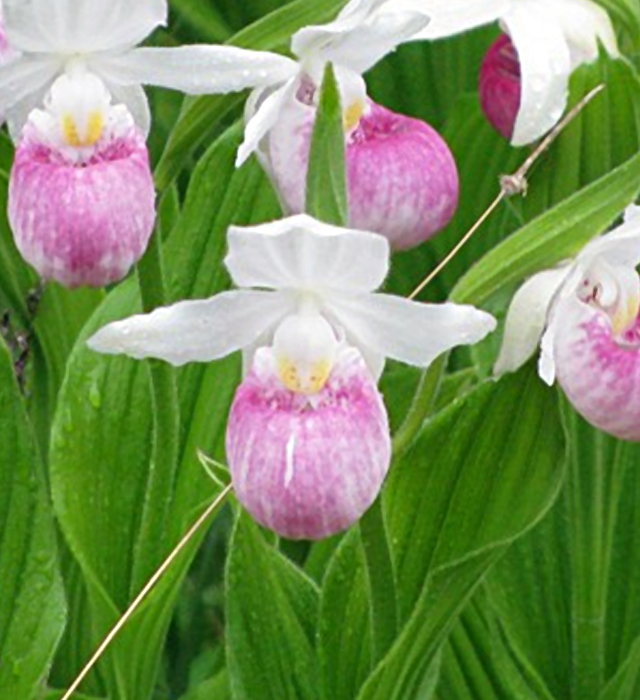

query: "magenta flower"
xmin=8 ymin=72 xmax=155 ymax=287
xmin=478 ymin=33 xmax=520 ymax=141
xmin=89 ymin=215 xmax=496 ymax=539
xmin=495 ymin=206 xmax=640 ymax=441
xmin=227 ymin=345 xmax=390 ymax=539
xmin=263 ymin=94 xmax=458 ymax=250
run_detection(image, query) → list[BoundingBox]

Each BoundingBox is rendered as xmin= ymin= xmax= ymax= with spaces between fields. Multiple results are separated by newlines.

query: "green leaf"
xmin=318 ymin=531 xmax=374 ymax=700
xmin=356 ymin=365 xmax=565 ymax=700
xmin=599 ymin=637 xmax=640 ymax=700
xmin=479 ymin=401 xmax=640 ymax=700
xmin=226 ymin=513 xmax=320 ymax=700
xmin=154 ymin=0 xmax=347 ymax=190
xmin=437 ymin=594 xmax=557 ymax=700
xmin=305 ymin=62 xmax=348 ymax=226
xmin=169 ymin=0 xmax=232 ymax=42
xmin=0 ymin=338 xmax=66 ymax=699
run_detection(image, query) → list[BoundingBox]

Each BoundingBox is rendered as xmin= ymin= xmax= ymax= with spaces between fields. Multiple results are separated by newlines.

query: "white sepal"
xmin=237 ymin=79 xmax=297 ymax=167
xmin=324 ymin=292 xmax=497 ymax=373
xmin=225 ymin=215 xmax=390 ymax=293
xmin=293 ymin=4 xmax=429 ymax=75
xmin=87 ymin=290 xmax=295 ymax=366
xmin=503 ymin=1 xmax=572 ymax=146
xmin=3 ymin=0 xmax=167 ymax=54
xmin=383 ymin=0 xmax=507 ymax=41
xmin=99 ymin=46 xmax=297 ymax=95
xmin=494 ymin=266 xmax=569 ymax=376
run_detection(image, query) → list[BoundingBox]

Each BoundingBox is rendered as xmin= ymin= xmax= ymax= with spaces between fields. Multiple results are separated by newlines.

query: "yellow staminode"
xmin=61 ymin=111 xmax=104 ymax=148
xmin=343 ymin=100 xmax=364 ymax=132
xmin=277 ymin=357 xmax=332 ymax=394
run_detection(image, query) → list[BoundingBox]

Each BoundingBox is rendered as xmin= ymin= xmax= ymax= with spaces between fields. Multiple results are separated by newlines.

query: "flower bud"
xmin=226 ymin=345 xmax=391 ymax=539
xmin=478 ymin=33 xmax=521 ymax=141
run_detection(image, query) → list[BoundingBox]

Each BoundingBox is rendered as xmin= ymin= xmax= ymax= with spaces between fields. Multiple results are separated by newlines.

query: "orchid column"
xmin=89 ymin=214 xmax=496 ymax=539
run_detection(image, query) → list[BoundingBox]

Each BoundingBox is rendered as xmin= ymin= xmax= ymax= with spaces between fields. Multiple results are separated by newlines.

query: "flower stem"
xmin=359 ymin=496 xmax=398 ymax=663
xmin=131 ymin=224 xmax=180 ymax=591
xmin=391 ymin=355 xmax=446 ymax=457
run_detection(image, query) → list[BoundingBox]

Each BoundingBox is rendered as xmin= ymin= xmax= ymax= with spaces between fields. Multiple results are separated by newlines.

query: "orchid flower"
xmin=89 ymin=214 xmax=496 ymax=539
xmin=389 ymin=0 xmax=618 ymax=144
xmin=232 ymin=0 xmax=458 ymax=250
xmin=0 ymin=0 xmax=295 ymax=140
xmin=495 ymin=205 xmax=640 ymax=441
xmin=8 ymin=70 xmax=156 ymax=287
xmin=0 ymin=0 xmax=296 ymax=286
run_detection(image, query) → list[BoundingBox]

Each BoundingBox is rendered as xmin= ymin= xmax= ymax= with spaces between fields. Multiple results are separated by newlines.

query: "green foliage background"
xmin=2 ymin=1 xmax=640 ymax=699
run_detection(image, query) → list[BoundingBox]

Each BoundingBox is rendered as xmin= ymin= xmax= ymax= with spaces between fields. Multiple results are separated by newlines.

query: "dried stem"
xmin=60 ymin=483 xmax=234 ymax=700
xmin=409 ymin=83 xmax=605 ymax=300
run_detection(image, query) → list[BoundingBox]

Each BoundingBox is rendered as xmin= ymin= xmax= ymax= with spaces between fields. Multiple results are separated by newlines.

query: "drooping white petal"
xmin=0 ymin=54 xmax=62 ymax=119
xmin=6 ymin=81 xmax=56 ymax=142
xmin=324 ymin=293 xmax=496 ymax=369
xmin=384 ymin=0 xmax=507 ymax=40
xmin=503 ymin=1 xmax=572 ymax=146
xmin=225 ymin=215 xmax=390 ymax=293
xmin=577 ymin=206 xmax=640 ymax=270
xmin=4 ymin=0 xmax=167 ymax=53
xmin=533 ymin=0 xmax=618 ymax=67
xmin=87 ymin=290 xmax=294 ymax=366
xmin=237 ymin=79 xmax=297 ymax=167
xmin=292 ymin=7 xmax=429 ymax=75
xmin=97 ymin=46 xmax=297 ymax=95
xmin=104 ymin=81 xmax=151 ymax=136
xmin=494 ymin=266 xmax=569 ymax=376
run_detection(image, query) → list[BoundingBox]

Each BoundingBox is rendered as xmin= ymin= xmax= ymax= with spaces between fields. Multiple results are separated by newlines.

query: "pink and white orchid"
xmin=9 ymin=71 xmax=156 ymax=287
xmin=0 ymin=0 xmax=293 ymax=139
xmin=391 ymin=0 xmax=618 ymax=144
xmin=88 ymin=214 xmax=496 ymax=539
xmin=242 ymin=1 xmax=461 ymax=249
xmin=495 ymin=206 xmax=640 ymax=441
xmin=0 ymin=0 xmax=294 ymax=287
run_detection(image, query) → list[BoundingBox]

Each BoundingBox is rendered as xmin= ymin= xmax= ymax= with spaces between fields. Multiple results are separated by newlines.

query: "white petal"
xmin=494 ymin=267 xmax=569 ymax=376
xmin=577 ymin=210 xmax=640 ymax=271
xmin=87 ymin=290 xmax=294 ymax=366
xmin=225 ymin=215 xmax=390 ymax=293
xmin=382 ymin=0 xmax=507 ymax=40
xmin=292 ymin=7 xmax=429 ymax=75
xmin=0 ymin=54 xmax=61 ymax=121
xmin=324 ymin=293 xmax=497 ymax=369
xmin=237 ymin=79 xmax=297 ymax=167
xmin=104 ymin=81 xmax=151 ymax=136
xmin=532 ymin=0 xmax=618 ymax=67
xmin=4 ymin=0 xmax=167 ymax=53
xmin=538 ymin=322 xmax=557 ymax=385
xmin=97 ymin=46 xmax=297 ymax=97
xmin=504 ymin=2 xmax=572 ymax=146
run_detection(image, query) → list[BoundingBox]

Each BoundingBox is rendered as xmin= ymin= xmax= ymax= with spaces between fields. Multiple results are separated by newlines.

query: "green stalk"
xmin=130 ymin=225 xmax=180 ymax=593
xmin=391 ymin=355 xmax=446 ymax=457
xmin=359 ymin=497 xmax=398 ymax=663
